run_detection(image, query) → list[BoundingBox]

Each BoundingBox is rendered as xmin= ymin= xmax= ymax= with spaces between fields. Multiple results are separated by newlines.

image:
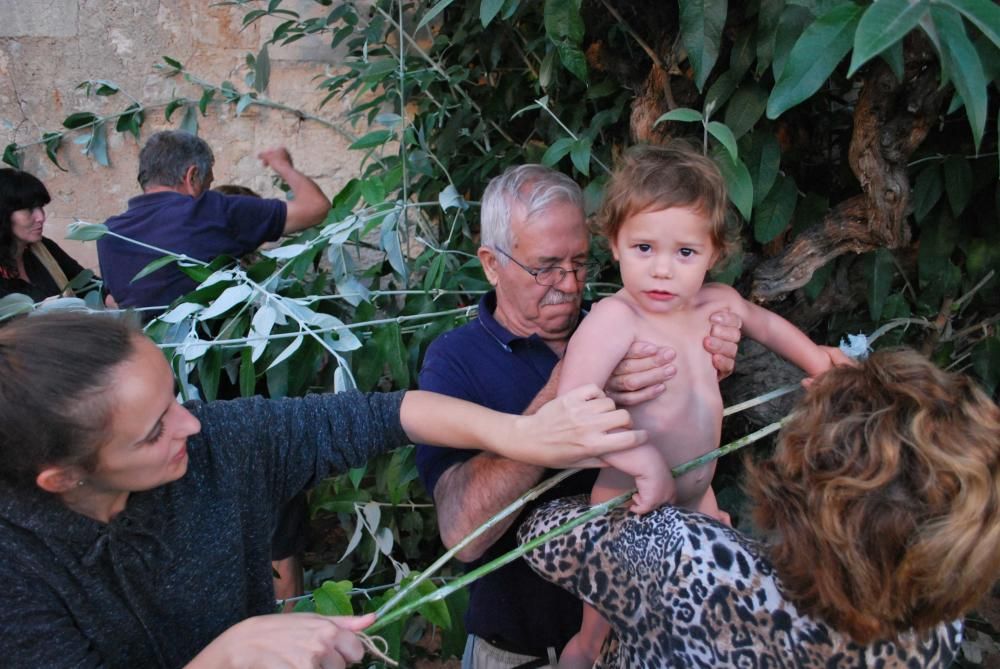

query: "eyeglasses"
xmin=493 ymin=247 xmax=597 ymax=286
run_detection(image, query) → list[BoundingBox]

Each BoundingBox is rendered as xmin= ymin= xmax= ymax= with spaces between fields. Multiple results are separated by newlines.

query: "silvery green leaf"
xmin=438 ymin=184 xmax=466 ymax=211
xmin=33 ymin=297 xmax=88 ymax=313
xmin=180 ymin=335 xmax=210 ymax=361
xmin=334 ymin=365 xmax=355 ymax=393
xmin=363 ymin=539 xmax=380 ymax=581
xmin=236 ymin=94 xmax=254 ymax=116
xmin=341 ymin=508 xmax=366 ymax=562
xmin=160 ymin=320 xmax=191 ymax=347
xmin=380 ymin=213 xmax=409 ymax=281
xmin=325 ymin=327 xmax=361 ymax=352
xmin=322 ymin=215 xmax=362 ymax=245
xmin=336 ymin=276 xmax=370 ymax=307
xmin=281 ymin=299 xmax=318 ymax=325
xmin=261 ymin=244 xmax=310 ymax=260
xmin=0 ymin=294 xmax=35 ymax=320
xmin=250 ymin=304 xmax=277 ymax=362
xmin=374 ymin=526 xmax=394 ymax=555
xmin=65 ymin=220 xmax=108 ymax=241
xmin=327 ymin=243 xmax=357 ymax=279
xmin=361 ymin=501 xmax=381 ymax=530
xmin=198 ymin=270 xmax=238 ymax=290
xmin=159 ymin=302 xmax=204 ymax=324
xmin=308 ymin=312 xmax=343 ymax=330
xmin=197 ymin=284 xmax=252 ymax=320
xmin=375 ymin=112 xmax=404 ymax=128
xmin=267 ymin=333 xmax=303 ymax=370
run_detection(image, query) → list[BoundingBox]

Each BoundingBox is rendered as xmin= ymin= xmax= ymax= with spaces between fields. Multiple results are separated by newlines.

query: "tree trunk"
xmin=751 ymin=36 xmax=949 ymax=303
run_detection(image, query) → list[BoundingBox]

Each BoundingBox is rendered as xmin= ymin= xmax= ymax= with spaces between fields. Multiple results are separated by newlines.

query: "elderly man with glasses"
xmin=414 ymin=164 xmax=743 ymax=669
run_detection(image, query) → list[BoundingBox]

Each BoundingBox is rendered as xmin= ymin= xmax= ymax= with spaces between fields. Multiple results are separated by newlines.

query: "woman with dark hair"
xmin=520 ymin=349 xmax=1000 ymax=668
xmin=0 ymin=311 xmax=645 ymax=668
xmin=0 ymin=168 xmax=89 ymax=301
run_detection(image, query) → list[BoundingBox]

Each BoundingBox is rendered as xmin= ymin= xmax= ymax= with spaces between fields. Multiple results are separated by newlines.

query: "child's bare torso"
xmin=611 ymin=288 xmax=727 ymax=505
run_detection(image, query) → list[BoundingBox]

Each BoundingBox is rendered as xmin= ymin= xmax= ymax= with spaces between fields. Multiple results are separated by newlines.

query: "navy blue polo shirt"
xmin=415 ymin=291 xmax=598 ymax=657
xmin=98 ymin=190 xmax=285 ymax=309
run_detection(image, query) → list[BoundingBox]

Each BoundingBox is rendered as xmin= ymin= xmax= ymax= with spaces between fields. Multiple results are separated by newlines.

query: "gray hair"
xmin=137 ymin=130 xmax=215 ymax=190
xmin=480 ymin=164 xmax=583 ymax=263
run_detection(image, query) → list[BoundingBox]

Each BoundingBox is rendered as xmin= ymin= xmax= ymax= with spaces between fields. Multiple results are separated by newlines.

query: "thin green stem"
xmin=396 ymin=0 xmax=410 ymax=288
xmin=368 ymin=489 xmax=634 ymax=633
xmin=374 ymin=468 xmax=580 ymax=617
xmin=374 ymin=5 xmax=516 ymax=147
xmin=154 ymin=305 xmax=477 ymax=350
xmin=723 ymin=384 xmax=797 ymax=417
xmin=373 ymin=416 xmax=789 ymax=628
xmin=98 ymin=228 xmax=208 ymax=267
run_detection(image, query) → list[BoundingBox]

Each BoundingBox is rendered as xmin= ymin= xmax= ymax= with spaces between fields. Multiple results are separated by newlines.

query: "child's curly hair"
xmin=597 ymin=142 xmax=740 ymax=268
xmin=746 ymin=349 xmax=1000 ymax=644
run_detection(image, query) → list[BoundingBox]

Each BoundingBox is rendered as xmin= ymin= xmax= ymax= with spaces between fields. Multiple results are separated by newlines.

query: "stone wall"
xmin=0 ymin=0 xmax=363 ymax=271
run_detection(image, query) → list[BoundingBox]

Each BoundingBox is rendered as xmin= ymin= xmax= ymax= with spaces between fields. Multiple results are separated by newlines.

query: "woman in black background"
xmin=0 ymin=168 xmax=89 ymax=301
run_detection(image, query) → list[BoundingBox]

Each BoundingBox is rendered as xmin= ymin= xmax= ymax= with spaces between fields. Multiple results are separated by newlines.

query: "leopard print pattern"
xmin=519 ymin=496 xmax=962 ymax=668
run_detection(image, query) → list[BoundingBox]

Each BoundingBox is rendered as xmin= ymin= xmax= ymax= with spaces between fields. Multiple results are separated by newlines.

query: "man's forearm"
xmin=430 ymin=362 xmax=559 ymax=561
xmin=434 ymin=455 xmax=546 ymax=562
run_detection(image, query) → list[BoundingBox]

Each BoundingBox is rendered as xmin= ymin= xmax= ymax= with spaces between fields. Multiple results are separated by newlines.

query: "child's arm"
xmin=706 ymin=284 xmax=832 ymax=377
xmin=561 ymin=298 xmax=674 ymax=512
xmin=558 ymin=297 xmax=639 ymax=395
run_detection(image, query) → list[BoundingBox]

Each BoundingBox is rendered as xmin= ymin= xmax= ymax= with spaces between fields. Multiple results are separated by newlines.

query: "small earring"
xmin=76 ymin=480 xmax=86 ymax=487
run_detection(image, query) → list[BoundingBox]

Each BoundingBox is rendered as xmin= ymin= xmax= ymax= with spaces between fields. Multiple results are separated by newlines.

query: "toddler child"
xmin=556 ymin=142 xmax=843 ymax=668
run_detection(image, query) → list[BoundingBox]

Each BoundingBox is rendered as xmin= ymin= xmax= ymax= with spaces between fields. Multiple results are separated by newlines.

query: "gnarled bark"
xmin=751 ymin=37 xmax=948 ymax=302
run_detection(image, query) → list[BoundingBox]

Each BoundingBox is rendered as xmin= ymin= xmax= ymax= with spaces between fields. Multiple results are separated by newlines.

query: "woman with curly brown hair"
xmin=520 ymin=349 xmax=1000 ymax=667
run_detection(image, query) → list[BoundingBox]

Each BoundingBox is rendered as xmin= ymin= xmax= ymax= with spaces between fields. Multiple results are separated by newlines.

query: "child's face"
xmin=610 ymin=206 xmax=716 ymax=312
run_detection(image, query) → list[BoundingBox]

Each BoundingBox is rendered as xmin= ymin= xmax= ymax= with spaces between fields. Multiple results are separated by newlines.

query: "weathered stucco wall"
xmin=0 ymin=0 xmax=363 ymax=271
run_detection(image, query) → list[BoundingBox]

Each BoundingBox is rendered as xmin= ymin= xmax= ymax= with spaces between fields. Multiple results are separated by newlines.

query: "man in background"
xmin=98 ymin=129 xmax=331 ymax=607
xmin=98 ymin=130 xmax=329 ymax=310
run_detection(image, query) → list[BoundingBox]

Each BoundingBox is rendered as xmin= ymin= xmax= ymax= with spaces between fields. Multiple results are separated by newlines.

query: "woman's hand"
xmin=188 ymin=613 xmax=376 ymax=669
xmin=505 ymin=385 xmax=648 ymax=468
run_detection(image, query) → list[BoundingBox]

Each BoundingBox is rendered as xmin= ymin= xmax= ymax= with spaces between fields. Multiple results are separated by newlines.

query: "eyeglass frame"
xmin=492 ymin=247 xmax=598 ymax=286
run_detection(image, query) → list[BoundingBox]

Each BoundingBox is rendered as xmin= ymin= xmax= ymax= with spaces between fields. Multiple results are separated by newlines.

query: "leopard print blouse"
xmin=518 ymin=496 xmax=961 ymax=668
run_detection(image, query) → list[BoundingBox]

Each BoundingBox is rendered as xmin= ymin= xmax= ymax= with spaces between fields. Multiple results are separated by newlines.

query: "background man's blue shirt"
xmin=98 ymin=190 xmax=286 ymax=309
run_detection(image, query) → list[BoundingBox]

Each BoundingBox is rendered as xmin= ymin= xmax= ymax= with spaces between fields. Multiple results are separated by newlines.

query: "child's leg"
xmin=591 ymin=466 xmax=635 ymax=505
xmin=599 ymin=446 xmax=675 ymax=513
xmin=560 ymin=469 xmax=639 ymax=668
xmin=694 ymin=486 xmax=730 ymax=526
xmin=560 ymin=605 xmax=610 ymax=669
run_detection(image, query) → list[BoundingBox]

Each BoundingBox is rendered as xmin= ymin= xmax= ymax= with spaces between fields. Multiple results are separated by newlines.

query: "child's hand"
xmin=629 ymin=471 xmax=676 ymax=515
xmin=802 ymin=346 xmax=857 ymax=388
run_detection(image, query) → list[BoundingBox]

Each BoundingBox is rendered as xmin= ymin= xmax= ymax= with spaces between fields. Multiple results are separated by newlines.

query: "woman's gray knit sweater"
xmin=0 ymin=390 xmax=407 ymax=668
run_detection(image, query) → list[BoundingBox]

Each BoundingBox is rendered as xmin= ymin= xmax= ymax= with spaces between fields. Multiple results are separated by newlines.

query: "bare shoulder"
xmin=589 ymin=293 xmax=640 ymax=322
xmin=694 ymin=283 xmax=745 ymax=310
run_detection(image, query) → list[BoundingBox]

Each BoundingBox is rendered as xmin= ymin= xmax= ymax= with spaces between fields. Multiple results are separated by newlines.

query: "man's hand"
xmin=257 ymin=147 xmax=294 ymax=171
xmin=256 ymin=147 xmax=331 ymax=234
xmin=705 ymin=310 xmax=742 ymax=380
xmin=605 ymin=342 xmax=678 ymax=406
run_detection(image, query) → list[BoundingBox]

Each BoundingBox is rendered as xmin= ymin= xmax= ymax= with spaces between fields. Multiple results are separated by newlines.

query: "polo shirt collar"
xmin=476 ymin=291 xmax=588 ymax=352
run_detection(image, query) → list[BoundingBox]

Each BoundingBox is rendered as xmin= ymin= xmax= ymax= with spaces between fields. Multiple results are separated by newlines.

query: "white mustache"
xmin=541 ymin=289 xmax=576 ymax=306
